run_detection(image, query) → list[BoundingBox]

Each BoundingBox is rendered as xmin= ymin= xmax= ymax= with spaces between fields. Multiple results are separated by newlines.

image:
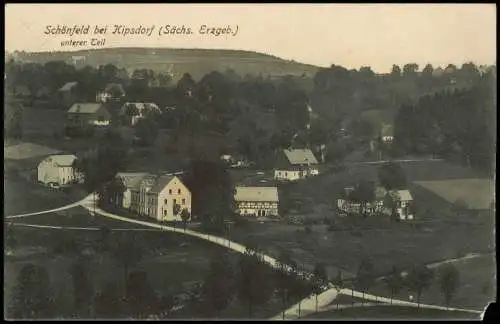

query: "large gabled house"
xmin=274 ymin=148 xmax=319 ymax=181
xmin=127 ymin=173 xmax=192 ymax=222
xmin=234 ymin=186 xmax=279 ymax=217
xmin=115 ymin=172 xmax=149 ymax=209
xmin=67 ymin=103 xmax=112 ymax=127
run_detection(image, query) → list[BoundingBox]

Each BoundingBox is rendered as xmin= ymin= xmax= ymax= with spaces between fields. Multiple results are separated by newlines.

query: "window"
xmin=164 ymin=199 xmax=167 ymax=205
xmin=173 ymin=199 xmax=177 ymax=206
xmin=164 ymin=210 xmax=167 ymax=216
xmin=169 ymin=189 xmax=172 ymax=194
xmin=182 ymin=198 xmax=186 ymax=205
xmin=285 ymin=172 xmax=288 ymax=177
xmin=178 ymin=189 xmax=181 ymax=194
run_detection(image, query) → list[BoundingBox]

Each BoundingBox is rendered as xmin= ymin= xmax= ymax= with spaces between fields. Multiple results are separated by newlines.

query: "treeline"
xmin=393 ymin=70 xmax=496 ymax=174
xmin=310 ymin=62 xmax=494 ymax=121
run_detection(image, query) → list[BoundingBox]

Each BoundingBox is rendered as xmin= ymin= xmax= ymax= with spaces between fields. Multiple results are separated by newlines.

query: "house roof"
xmin=149 ymin=174 xmax=176 ymax=194
xmin=234 ymin=186 xmax=279 ymax=202
xmin=68 ymin=103 xmax=105 ymax=114
xmin=42 ymin=154 xmax=77 ymax=167
xmin=59 ymin=81 xmax=78 ymax=91
xmin=283 ymin=149 xmax=318 ymax=165
xmin=381 ymin=124 xmax=394 ymax=137
xmin=116 ymin=172 xmax=149 ymax=189
xmin=396 ymin=190 xmax=413 ymax=201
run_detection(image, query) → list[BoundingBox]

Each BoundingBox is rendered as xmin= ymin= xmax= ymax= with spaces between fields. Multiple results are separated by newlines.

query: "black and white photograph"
xmin=4 ymin=3 xmax=496 ymax=320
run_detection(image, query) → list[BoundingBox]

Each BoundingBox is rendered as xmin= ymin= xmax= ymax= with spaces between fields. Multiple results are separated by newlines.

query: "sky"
xmin=5 ymin=4 xmax=497 ymax=73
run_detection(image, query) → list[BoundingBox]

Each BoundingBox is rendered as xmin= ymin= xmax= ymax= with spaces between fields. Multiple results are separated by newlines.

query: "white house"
xmin=120 ymin=102 xmax=161 ymax=126
xmin=67 ymin=103 xmax=112 ymax=127
xmin=96 ymin=83 xmax=126 ymax=103
xmin=274 ymin=148 xmax=319 ymax=181
xmin=389 ymin=190 xmax=414 ymax=220
xmin=234 ymin=186 xmax=279 ymax=217
xmin=129 ymin=173 xmax=192 ymax=222
xmin=37 ymin=154 xmax=82 ymax=187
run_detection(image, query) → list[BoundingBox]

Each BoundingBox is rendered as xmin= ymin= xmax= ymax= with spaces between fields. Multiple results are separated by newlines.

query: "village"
xmin=4 ymin=45 xmax=495 ymax=320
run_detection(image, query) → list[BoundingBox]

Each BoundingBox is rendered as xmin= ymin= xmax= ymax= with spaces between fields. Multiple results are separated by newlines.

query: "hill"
xmin=12 ymin=47 xmax=320 ymax=81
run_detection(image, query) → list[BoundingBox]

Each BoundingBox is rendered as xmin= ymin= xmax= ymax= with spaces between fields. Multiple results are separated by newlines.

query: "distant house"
xmin=380 ymin=123 xmax=394 ymax=143
xmin=129 ymin=173 xmax=192 ymax=222
xmin=115 ymin=172 xmax=149 ymax=210
xmin=67 ymin=103 xmax=112 ymax=127
xmin=337 ymin=186 xmax=388 ymax=215
xmin=96 ymin=83 xmax=126 ymax=103
xmin=274 ymin=148 xmax=319 ymax=181
xmin=234 ymin=186 xmax=279 ymax=217
xmin=58 ymin=81 xmax=79 ymax=106
xmin=337 ymin=186 xmax=414 ymax=220
xmin=120 ymin=102 xmax=161 ymax=126
xmin=37 ymin=154 xmax=82 ymax=187
xmin=388 ymin=190 xmax=414 ymax=220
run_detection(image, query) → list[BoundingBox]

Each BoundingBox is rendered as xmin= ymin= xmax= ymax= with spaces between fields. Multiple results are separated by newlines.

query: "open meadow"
xmin=224 ymin=160 xmax=495 ymax=310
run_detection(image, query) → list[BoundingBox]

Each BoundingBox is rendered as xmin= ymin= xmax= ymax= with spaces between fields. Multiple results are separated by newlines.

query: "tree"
xmin=125 ymin=271 xmax=159 ymax=318
xmin=236 ymin=249 xmax=274 ymax=317
xmin=68 ymin=259 xmax=93 ymax=317
xmin=201 ymin=252 xmax=236 ymax=317
xmin=350 ymin=180 xmax=376 ymax=216
xmin=438 ymin=264 xmax=460 ymax=308
xmin=274 ymin=251 xmax=297 ymax=319
xmin=180 ymin=208 xmax=191 ymax=232
xmin=354 ymin=258 xmax=375 ymax=304
xmin=93 ymin=281 xmax=123 ymax=318
xmin=403 ymin=63 xmax=419 ymax=76
xmin=183 ymin=159 xmax=236 ymax=234
xmin=312 ymin=263 xmax=328 ymax=312
xmin=383 ymin=191 xmax=401 ymax=222
xmin=134 ymin=117 xmax=159 ymax=146
xmin=177 ymin=73 xmax=196 ymax=98
xmin=422 ymin=64 xmax=434 ymax=77
xmin=9 ymin=264 xmax=55 ymax=319
xmin=383 ymin=265 xmax=404 ymax=304
xmin=5 ymin=224 xmax=17 ymax=254
xmin=111 ymin=234 xmax=144 ymax=295
xmin=405 ymin=265 xmax=435 ymax=308
xmin=378 ymin=162 xmax=407 ymax=190
xmin=390 ymin=64 xmax=402 ymax=77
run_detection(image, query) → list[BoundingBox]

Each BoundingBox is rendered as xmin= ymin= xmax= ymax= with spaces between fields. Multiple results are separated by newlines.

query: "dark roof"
xmin=149 ymin=174 xmax=175 ymax=194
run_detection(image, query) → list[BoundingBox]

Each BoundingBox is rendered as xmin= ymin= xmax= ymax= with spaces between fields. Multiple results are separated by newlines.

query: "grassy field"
xmin=4 ymin=177 xmax=88 ymax=216
xmin=415 ymin=179 xmax=494 ymax=210
xmin=222 ymin=160 xmax=495 ymax=310
xmin=303 ymin=305 xmax=479 ymax=320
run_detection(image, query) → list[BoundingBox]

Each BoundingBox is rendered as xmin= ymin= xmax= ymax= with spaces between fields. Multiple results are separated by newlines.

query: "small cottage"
xmin=274 ymin=148 xmax=319 ymax=181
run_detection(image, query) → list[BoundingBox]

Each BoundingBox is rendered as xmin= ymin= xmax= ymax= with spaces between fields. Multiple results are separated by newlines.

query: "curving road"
xmin=5 ymin=191 xmax=482 ymax=320
xmin=76 ymin=194 xmax=482 ymax=319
